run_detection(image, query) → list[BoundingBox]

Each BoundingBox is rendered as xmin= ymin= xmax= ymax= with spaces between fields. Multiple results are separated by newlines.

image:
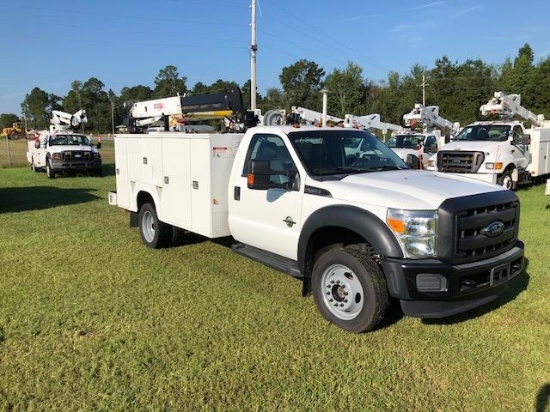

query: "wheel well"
xmin=136 ymin=191 xmax=154 ymax=212
xmin=302 ymin=226 xmax=378 ymax=295
xmin=503 ymin=164 xmax=516 ymax=174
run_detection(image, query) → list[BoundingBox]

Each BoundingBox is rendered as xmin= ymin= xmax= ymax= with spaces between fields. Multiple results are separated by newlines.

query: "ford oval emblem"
xmin=481 ymin=221 xmax=505 ymax=238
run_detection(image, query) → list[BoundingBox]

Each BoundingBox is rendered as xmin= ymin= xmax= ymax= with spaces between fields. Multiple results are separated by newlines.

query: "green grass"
xmin=0 ymin=166 xmax=549 ymax=411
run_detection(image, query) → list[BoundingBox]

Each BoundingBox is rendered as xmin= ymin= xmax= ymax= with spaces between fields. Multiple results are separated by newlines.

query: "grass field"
xmin=0 ymin=153 xmax=549 ymax=411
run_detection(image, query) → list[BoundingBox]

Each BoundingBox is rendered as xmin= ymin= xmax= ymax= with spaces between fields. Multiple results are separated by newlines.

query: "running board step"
xmin=231 ymin=243 xmax=302 ymax=279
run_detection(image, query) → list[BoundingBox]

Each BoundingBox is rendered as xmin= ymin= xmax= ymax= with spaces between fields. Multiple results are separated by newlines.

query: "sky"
xmin=1 ymin=0 xmax=550 ymax=115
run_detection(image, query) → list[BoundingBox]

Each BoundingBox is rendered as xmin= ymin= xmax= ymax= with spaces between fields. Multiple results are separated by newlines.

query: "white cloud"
xmin=389 ymin=24 xmax=411 ymax=34
xmin=409 ymin=1 xmax=445 ymax=11
xmin=452 ymin=6 xmax=482 ymax=19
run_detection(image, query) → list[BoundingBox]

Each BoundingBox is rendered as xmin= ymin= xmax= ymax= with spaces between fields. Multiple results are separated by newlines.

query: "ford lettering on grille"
xmin=481 ymin=221 xmax=505 ymax=238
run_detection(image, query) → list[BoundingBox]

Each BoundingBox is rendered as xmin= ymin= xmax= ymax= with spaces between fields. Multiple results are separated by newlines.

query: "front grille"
xmin=438 ymin=191 xmax=520 ymax=265
xmin=62 ymin=151 xmax=92 ymax=161
xmin=438 ymin=151 xmax=484 ymax=173
xmin=456 ymin=201 xmax=519 ymax=261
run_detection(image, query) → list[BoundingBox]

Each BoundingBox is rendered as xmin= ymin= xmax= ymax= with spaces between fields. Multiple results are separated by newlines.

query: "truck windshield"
xmin=386 ymin=134 xmax=424 ymax=149
xmin=455 ymin=124 xmax=510 ymax=142
xmin=288 ymin=129 xmax=407 ymax=177
xmin=50 ymin=134 xmax=91 ymax=146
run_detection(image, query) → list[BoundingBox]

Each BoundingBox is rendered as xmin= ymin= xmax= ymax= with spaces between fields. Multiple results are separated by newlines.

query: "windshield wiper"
xmin=336 ymin=166 xmax=374 ymax=173
xmin=377 ymin=165 xmax=404 ymax=171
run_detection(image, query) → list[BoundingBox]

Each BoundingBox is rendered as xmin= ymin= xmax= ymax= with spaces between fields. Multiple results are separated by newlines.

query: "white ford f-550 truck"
xmin=109 ymin=124 xmax=524 ymax=333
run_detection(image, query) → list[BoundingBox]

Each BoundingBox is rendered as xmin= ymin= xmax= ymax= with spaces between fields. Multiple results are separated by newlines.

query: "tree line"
xmin=1 ymin=43 xmax=549 ymax=134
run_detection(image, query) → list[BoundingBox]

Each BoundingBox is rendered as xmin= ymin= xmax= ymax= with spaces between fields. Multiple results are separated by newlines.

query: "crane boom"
xmin=125 ymin=88 xmax=246 ymax=133
xmin=344 ymin=113 xmax=402 ymax=133
xmin=290 ymin=106 xmax=343 ymax=126
xmin=403 ymin=104 xmax=458 ymax=134
xmin=480 ymin=91 xmax=545 ymax=127
xmin=51 ymin=109 xmax=87 ymax=131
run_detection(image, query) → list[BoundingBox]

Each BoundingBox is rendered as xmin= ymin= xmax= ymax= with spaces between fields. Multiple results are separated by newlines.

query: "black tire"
xmin=139 ymin=202 xmax=171 ymax=249
xmin=497 ymin=169 xmax=513 ymax=190
xmin=46 ymin=159 xmax=56 ymax=179
xmin=312 ymin=247 xmax=388 ymax=333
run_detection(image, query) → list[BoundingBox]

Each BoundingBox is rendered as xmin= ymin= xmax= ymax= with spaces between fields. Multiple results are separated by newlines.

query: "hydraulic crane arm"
xmin=480 ymin=91 xmax=545 ymax=127
xmin=403 ymin=104 xmax=459 ymax=134
xmin=51 ymin=109 xmax=87 ymax=131
xmin=344 ymin=113 xmax=402 ymax=133
xmin=291 ymin=106 xmax=343 ymax=125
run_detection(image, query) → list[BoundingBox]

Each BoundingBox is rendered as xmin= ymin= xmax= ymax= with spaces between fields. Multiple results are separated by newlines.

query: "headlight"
xmin=387 ymin=209 xmax=437 ymax=258
xmin=52 ymin=153 xmax=62 ymax=161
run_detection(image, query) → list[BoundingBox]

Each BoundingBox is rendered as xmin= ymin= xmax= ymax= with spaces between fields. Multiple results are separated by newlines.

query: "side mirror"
xmin=96 ymin=142 xmax=102 ymax=149
xmin=247 ymin=159 xmax=295 ymax=190
xmin=405 ymin=154 xmax=421 ymax=169
xmin=423 ymin=144 xmax=433 ymax=154
xmin=247 ymin=159 xmax=274 ymax=190
xmin=521 ymin=134 xmax=531 ymax=145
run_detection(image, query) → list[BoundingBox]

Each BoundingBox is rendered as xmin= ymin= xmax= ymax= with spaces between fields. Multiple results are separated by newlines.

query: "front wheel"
xmin=46 ymin=160 xmax=56 ymax=179
xmin=312 ymin=247 xmax=388 ymax=333
xmin=497 ymin=169 xmax=513 ymax=190
xmin=139 ymin=202 xmax=171 ymax=248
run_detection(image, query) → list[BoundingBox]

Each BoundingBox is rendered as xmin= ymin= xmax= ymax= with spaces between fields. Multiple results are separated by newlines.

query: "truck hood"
xmin=439 ymin=140 xmax=506 ymax=152
xmin=391 ymin=148 xmax=418 ymax=158
xmin=49 ymin=144 xmax=98 ymax=152
xmin=318 ymin=170 xmax=503 ymax=210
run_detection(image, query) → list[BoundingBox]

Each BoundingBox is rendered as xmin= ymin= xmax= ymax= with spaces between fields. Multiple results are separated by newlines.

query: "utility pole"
xmin=109 ymin=89 xmax=115 ymax=135
xmin=250 ymin=0 xmax=258 ymax=110
xmin=418 ymin=74 xmax=429 ymax=106
xmin=321 ymin=89 xmax=328 ymax=126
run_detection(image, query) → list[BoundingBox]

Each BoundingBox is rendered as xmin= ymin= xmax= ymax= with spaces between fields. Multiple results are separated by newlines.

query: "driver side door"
xmin=228 ymin=133 xmax=303 ymax=260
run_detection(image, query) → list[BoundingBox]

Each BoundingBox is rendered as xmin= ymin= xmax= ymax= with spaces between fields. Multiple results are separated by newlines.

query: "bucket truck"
xmin=26 ymin=109 xmax=102 ymax=178
xmin=386 ymin=104 xmax=459 ymax=169
xmin=431 ymin=92 xmax=550 ymax=189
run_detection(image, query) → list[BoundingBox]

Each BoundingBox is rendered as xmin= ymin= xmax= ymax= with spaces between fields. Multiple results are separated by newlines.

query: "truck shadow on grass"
xmin=536 ymin=383 xmax=550 ymax=412
xmin=171 ymin=233 xmax=530 ymax=331
xmin=422 ymin=258 xmax=530 ymax=326
xmin=0 ymin=186 xmax=100 ymax=214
